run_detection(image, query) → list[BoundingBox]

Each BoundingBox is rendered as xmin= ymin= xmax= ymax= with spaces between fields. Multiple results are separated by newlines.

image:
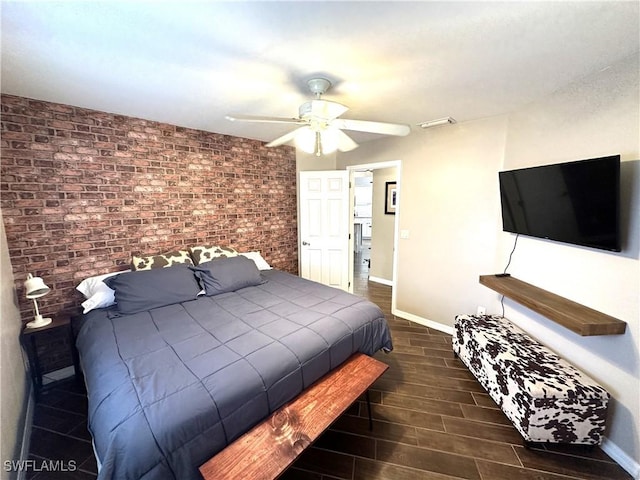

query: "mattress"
xmin=76 ymin=270 xmax=392 ymax=480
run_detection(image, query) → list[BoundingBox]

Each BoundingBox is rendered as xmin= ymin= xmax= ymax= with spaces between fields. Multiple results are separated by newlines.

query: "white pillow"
xmin=80 ymin=291 xmax=114 ymax=314
xmin=76 ymin=270 xmax=129 ymax=313
xmin=240 ymin=251 xmax=272 ymax=270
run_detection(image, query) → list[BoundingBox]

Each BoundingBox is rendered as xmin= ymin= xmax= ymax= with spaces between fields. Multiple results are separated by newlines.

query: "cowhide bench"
xmin=452 ymin=314 xmax=609 ymax=445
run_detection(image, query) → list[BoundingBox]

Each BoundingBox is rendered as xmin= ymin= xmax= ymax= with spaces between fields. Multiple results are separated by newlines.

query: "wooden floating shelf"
xmin=479 ymin=275 xmax=626 ymax=336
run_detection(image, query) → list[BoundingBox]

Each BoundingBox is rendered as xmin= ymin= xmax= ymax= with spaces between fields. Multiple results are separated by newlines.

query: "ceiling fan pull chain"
xmin=315 ymin=131 xmax=323 ymax=157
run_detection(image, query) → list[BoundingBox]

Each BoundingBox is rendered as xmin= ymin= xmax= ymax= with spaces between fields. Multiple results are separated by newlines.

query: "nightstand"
xmin=21 ymin=315 xmax=77 ymax=399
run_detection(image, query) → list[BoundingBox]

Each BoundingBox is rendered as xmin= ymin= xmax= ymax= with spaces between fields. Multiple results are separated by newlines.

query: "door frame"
xmin=347 ymin=160 xmax=401 ymax=311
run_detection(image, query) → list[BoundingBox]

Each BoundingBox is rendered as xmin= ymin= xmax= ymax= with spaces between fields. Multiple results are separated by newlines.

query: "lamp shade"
xmin=24 ymin=273 xmax=52 ymax=329
xmin=24 ymin=273 xmax=50 ymax=299
xmin=295 ymin=127 xmax=339 ymax=157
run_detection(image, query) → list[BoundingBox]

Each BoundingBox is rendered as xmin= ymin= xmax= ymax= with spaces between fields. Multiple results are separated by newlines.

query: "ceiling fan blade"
xmin=335 ymin=130 xmax=359 ymax=152
xmin=333 ymin=118 xmax=411 ymax=136
xmin=226 ymin=114 xmax=305 ymax=125
xmin=310 ymin=100 xmax=349 ymax=120
xmin=265 ymin=128 xmax=302 ymax=148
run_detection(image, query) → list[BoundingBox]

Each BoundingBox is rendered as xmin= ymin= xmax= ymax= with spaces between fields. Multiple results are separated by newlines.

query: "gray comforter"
xmin=76 ymin=270 xmax=392 ymax=479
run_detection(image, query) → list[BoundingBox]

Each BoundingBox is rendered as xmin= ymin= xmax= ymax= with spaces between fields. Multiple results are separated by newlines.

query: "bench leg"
xmin=366 ymin=390 xmax=373 ymax=431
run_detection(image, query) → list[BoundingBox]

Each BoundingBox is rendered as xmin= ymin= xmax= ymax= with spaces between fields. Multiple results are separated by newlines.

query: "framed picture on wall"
xmin=385 ymin=181 xmax=397 ymax=215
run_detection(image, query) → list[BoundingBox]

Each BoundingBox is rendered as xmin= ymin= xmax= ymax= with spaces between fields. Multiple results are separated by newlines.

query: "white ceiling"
xmin=2 ymin=1 xmax=639 ymax=147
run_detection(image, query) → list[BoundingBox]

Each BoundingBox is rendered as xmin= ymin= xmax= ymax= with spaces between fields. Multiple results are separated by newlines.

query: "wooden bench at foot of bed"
xmin=199 ymin=353 xmax=389 ymax=480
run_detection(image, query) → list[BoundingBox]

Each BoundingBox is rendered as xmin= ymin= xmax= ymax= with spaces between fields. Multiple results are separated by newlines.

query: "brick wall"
xmin=1 ymin=94 xmax=298 ymax=321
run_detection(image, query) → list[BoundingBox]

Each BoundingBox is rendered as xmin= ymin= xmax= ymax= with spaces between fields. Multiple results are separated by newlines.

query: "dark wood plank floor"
xmin=280 ymin=248 xmax=632 ymax=480
xmin=27 ymin=382 xmax=97 ymax=479
xmin=27 ymin=248 xmax=632 ymax=479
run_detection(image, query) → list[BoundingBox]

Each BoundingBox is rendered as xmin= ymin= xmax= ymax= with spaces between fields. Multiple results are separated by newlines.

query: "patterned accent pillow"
xmin=189 ymin=245 xmax=238 ymax=265
xmin=131 ymin=249 xmax=194 ymax=271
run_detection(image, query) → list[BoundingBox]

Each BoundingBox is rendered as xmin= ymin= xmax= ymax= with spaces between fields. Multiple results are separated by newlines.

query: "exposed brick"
xmin=1 ymin=94 xmax=298 ymax=326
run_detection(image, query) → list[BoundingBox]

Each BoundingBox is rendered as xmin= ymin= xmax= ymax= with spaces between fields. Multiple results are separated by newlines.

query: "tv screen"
xmin=499 ymin=155 xmax=621 ymax=252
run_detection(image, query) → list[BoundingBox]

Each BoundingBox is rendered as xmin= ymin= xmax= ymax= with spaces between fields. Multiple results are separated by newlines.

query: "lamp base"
xmin=26 ymin=317 xmax=52 ymax=329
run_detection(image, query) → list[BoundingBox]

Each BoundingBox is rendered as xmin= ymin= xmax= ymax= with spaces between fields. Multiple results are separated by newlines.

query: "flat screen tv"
xmin=499 ymin=155 xmax=621 ymax=252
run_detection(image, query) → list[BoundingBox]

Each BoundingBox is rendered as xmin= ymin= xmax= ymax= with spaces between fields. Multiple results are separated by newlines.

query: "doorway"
xmin=353 ymin=171 xmax=373 ymax=289
xmin=347 ymin=161 xmax=401 ymax=307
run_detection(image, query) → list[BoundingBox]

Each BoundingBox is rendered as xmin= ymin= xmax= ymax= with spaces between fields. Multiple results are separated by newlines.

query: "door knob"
xmin=302 ymin=241 xmax=310 ymax=246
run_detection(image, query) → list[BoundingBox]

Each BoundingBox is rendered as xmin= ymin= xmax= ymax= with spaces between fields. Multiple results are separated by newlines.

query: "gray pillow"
xmin=190 ymin=255 xmax=264 ymax=296
xmin=104 ymin=265 xmax=201 ymax=314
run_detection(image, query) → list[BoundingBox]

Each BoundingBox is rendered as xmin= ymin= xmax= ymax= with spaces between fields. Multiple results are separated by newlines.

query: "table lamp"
xmin=24 ymin=273 xmax=52 ymax=328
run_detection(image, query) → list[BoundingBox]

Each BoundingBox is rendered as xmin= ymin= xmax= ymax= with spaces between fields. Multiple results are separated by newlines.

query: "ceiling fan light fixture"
xmin=295 ymin=127 xmax=317 ymax=154
xmin=319 ymin=128 xmax=339 ymax=155
xmin=295 ymin=126 xmax=338 ymax=156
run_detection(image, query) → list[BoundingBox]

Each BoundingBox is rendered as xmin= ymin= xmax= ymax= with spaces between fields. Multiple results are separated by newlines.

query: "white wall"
xmin=296 ymin=150 xmax=337 ymax=172
xmin=338 ymin=54 xmax=639 ymax=473
xmin=500 ymin=54 xmax=639 ymax=474
xmin=1 ymin=211 xmax=30 ymax=479
xmin=339 ymin=115 xmax=508 ymax=326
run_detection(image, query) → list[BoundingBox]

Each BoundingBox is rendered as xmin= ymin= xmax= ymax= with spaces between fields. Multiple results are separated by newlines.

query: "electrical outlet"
xmin=476 ymin=306 xmax=486 ymax=316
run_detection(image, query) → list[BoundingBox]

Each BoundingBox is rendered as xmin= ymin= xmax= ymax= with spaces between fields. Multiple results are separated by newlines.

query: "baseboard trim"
xmin=17 ymin=384 xmax=34 ymax=480
xmin=368 ymin=276 xmax=393 ymax=287
xmin=392 ymin=308 xmax=454 ymax=336
xmin=601 ymin=437 xmax=640 ymax=479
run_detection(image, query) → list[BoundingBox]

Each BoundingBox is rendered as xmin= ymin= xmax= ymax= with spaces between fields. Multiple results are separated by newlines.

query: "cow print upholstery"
xmin=189 ymin=245 xmax=238 ymax=265
xmin=453 ymin=314 xmax=609 ymax=445
xmin=131 ymin=249 xmax=194 ymax=271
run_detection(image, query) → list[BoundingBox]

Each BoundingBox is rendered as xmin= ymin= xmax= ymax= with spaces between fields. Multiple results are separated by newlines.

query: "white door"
xmin=299 ymin=170 xmax=350 ymax=291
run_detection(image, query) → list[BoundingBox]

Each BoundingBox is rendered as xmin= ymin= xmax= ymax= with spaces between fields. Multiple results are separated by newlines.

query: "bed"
xmin=74 ymin=254 xmax=392 ymax=480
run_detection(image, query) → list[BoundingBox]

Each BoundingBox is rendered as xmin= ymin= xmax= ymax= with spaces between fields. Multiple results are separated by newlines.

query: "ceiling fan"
xmin=226 ymin=78 xmax=411 ymax=156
